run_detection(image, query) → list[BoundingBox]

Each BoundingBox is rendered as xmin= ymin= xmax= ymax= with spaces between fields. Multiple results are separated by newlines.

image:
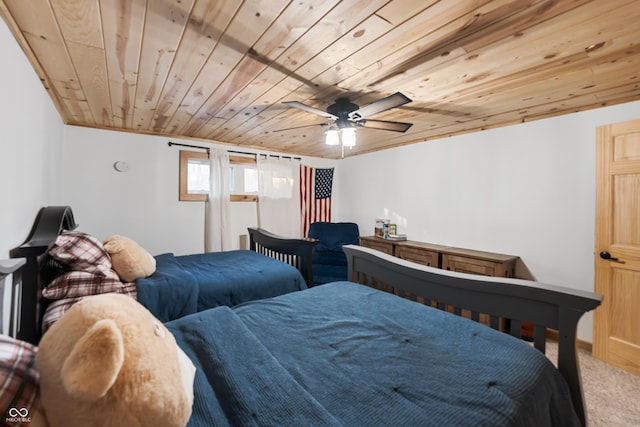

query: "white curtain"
xmin=205 ymin=148 xmax=232 ymax=252
xmin=257 ymin=157 xmax=301 ymax=237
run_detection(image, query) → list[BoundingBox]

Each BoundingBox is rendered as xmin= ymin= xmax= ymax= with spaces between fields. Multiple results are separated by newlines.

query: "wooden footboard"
xmin=343 ymin=244 xmax=601 ymax=427
xmin=248 ymin=227 xmax=318 ymax=287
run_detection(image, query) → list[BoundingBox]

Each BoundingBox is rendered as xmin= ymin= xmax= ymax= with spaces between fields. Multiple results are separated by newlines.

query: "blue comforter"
xmin=136 ymin=250 xmax=307 ymax=322
xmin=167 ymin=282 xmax=580 ymax=427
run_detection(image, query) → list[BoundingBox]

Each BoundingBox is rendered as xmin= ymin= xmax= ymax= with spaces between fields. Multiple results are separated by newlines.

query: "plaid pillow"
xmin=42 ymin=283 xmax=138 ymax=334
xmin=121 ymin=281 xmax=138 ymax=299
xmin=42 ymin=297 xmax=85 ymax=333
xmin=0 ymin=336 xmax=40 ymax=422
xmin=43 ymin=270 xmax=124 ymax=300
xmin=48 ymin=231 xmax=112 ymax=276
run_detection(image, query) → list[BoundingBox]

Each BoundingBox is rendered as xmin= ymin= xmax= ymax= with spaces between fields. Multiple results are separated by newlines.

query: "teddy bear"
xmin=103 ymin=235 xmax=156 ymax=282
xmin=36 ymin=293 xmax=196 ymax=427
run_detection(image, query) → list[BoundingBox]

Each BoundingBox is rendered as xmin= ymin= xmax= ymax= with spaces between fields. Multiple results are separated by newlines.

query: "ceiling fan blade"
xmin=350 ymin=92 xmax=412 ymax=119
xmin=272 ymin=123 xmax=329 ymax=132
xmin=282 ymin=101 xmax=337 ymax=119
xmin=358 ymin=119 xmax=413 ymax=133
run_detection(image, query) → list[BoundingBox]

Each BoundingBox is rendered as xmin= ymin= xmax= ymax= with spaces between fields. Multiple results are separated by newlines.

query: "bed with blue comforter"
xmin=168 ymin=281 xmax=581 ymax=427
xmin=162 ymin=245 xmax=600 ymax=426
xmin=11 ymin=207 xmax=317 ymax=344
xmin=136 ymin=250 xmax=307 ymax=322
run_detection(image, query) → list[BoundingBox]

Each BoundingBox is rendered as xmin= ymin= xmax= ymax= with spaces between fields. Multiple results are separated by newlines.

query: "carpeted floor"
xmin=545 ymin=341 xmax=640 ymax=426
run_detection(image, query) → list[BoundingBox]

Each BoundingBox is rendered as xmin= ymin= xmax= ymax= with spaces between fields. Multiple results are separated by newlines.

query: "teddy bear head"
xmin=103 ymin=235 xmax=156 ymax=282
xmin=36 ymin=293 xmax=195 ymax=427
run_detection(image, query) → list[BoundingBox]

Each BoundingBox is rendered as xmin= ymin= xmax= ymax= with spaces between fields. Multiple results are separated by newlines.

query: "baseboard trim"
xmin=546 ymin=329 xmax=592 ymax=353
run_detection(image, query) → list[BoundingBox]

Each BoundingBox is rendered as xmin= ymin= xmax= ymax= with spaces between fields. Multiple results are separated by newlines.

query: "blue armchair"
xmin=308 ymin=222 xmax=360 ymax=285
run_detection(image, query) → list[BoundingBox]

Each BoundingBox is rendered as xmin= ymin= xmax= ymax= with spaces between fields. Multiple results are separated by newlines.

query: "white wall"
xmin=333 ymin=100 xmax=640 ymax=342
xmin=62 ymin=126 xmax=203 ymax=255
xmin=62 ymin=126 xmax=335 ymax=256
xmin=0 ymin=19 xmax=64 ymax=332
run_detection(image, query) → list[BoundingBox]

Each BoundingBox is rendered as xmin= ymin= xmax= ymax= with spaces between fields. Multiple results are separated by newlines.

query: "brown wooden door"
xmin=594 ymin=118 xmax=640 ymax=376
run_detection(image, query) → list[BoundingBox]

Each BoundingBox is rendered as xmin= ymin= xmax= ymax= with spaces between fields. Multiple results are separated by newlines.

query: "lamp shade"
xmin=341 ymin=127 xmax=356 ymax=147
xmin=325 ymin=129 xmax=339 ymax=145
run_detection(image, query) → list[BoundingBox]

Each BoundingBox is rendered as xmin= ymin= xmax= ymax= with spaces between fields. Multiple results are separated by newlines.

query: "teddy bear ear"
xmin=62 ymin=319 xmax=125 ymax=402
xmin=103 ymin=239 xmax=123 ymax=254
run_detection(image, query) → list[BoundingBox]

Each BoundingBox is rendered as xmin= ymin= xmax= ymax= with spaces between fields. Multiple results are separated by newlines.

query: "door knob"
xmin=599 ymin=251 xmax=624 ymax=263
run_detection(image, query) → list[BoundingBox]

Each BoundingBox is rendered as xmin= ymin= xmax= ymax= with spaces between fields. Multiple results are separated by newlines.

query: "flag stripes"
xmin=300 ymin=165 xmax=334 ymax=237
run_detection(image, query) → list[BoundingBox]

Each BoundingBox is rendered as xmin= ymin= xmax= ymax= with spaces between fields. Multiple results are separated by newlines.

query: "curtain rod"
xmin=168 ymin=141 xmax=301 ymax=160
xmin=228 ymin=149 xmax=301 ymax=161
xmin=168 ymin=141 xmax=209 ymax=151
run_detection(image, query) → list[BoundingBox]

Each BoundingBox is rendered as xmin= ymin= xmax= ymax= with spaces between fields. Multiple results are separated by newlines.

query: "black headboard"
xmin=10 ymin=206 xmax=77 ymax=344
xmin=248 ymin=227 xmax=318 ymax=287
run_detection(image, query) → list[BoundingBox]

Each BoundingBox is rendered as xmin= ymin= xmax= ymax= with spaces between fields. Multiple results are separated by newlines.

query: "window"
xmin=179 ymin=151 xmax=209 ymax=201
xmin=243 ymin=168 xmax=259 ymax=193
xmin=229 ymin=156 xmax=258 ymax=201
xmin=179 ymin=150 xmax=258 ymax=201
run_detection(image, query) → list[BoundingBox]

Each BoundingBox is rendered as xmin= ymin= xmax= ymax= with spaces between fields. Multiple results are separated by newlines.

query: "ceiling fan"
xmin=276 ymin=92 xmax=413 ymax=148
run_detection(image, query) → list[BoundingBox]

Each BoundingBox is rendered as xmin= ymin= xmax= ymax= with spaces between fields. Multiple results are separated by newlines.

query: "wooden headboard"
xmin=10 ymin=206 xmax=77 ymax=345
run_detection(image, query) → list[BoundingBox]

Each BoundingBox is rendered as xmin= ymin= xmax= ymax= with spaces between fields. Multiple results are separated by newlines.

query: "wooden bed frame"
xmin=343 ymin=244 xmax=601 ymax=426
xmin=10 ymin=206 xmax=78 ymax=346
xmin=9 ymin=206 xmax=318 ymax=346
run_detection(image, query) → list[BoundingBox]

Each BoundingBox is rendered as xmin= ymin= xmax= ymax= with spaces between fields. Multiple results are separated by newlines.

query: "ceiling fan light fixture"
xmin=325 ymin=128 xmax=339 ymax=145
xmin=341 ymin=127 xmax=356 ymax=148
xmin=282 ymin=92 xmax=412 ymax=149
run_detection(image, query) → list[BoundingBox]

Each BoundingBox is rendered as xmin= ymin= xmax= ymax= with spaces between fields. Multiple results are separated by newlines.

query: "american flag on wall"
xmin=300 ymin=165 xmax=334 ymax=237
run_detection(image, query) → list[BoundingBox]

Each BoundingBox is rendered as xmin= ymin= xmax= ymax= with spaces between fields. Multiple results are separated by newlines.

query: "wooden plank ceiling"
xmin=1 ymin=0 xmax=639 ymax=159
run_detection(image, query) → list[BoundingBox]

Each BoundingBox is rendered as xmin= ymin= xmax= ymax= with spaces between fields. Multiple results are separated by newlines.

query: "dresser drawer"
xmin=396 ymin=246 xmax=440 ymax=267
xmin=359 ymin=237 xmax=395 ymax=255
xmin=442 ymin=254 xmax=513 ymax=277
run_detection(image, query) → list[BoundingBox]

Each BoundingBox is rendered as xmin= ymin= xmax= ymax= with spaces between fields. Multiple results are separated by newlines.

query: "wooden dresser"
xmin=359 ymin=236 xmax=518 ymax=278
xmin=359 ymin=236 xmax=522 ymax=334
